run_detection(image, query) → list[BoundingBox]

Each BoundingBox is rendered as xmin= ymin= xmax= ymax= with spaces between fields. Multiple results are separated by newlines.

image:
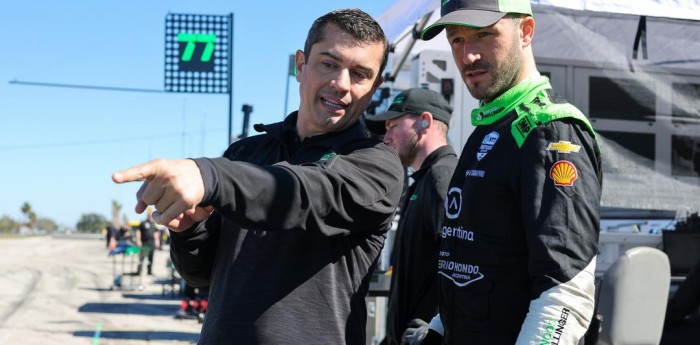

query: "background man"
xmin=365 ymin=88 xmax=457 ymax=345
xmin=404 ymin=0 xmax=603 ymax=344
xmin=135 ymin=209 xmax=160 ymax=275
xmin=113 ymin=8 xmax=403 ymax=345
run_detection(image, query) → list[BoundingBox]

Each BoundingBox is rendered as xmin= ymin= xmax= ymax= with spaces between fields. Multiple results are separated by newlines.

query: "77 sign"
xmin=165 ymin=13 xmax=231 ymax=94
xmin=177 ymin=33 xmax=216 ymax=71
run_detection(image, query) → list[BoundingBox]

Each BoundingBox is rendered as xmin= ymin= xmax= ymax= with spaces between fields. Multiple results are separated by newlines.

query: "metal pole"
xmin=284 ymin=54 xmax=294 ymax=119
xmin=284 ymin=75 xmax=290 ymax=119
xmin=227 ymin=12 xmax=235 ymax=145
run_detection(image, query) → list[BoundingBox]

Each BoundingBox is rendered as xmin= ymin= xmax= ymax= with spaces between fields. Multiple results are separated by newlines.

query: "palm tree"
xmin=20 ymin=202 xmax=37 ymax=229
xmin=111 ymin=200 xmax=122 ymax=228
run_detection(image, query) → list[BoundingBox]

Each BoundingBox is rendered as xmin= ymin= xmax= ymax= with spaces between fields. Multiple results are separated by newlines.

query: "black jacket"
xmin=170 ymin=112 xmax=404 ymax=345
xmin=385 ymin=145 xmax=457 ymax=345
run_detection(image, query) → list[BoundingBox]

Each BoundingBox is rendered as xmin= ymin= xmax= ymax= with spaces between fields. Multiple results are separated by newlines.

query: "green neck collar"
xmin=471 ymin=76 xmax=551 ymax=126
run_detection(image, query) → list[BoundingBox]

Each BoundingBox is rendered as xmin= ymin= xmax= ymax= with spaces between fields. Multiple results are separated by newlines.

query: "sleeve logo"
xmin=546 ymin=141 xmax=581 ymax=154
xmin=549 ymin=160 xmax=578 ymax=186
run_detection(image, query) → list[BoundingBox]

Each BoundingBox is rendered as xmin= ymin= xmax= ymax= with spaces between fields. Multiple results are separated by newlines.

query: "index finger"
xmin=112 ymin=160 xmax=160 ymax=184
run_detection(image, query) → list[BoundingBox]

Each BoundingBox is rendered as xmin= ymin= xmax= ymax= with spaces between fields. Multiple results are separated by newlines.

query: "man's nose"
xmin=462 ymin=43 xmax=481 ymax=65
xmin=331 ymin=70 xmax=351 ymax=92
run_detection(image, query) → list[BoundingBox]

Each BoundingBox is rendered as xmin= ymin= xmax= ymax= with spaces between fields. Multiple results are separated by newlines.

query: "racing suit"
xmin=438 ymin=76 xmax=602 ymax=344
xmin=169 ymin=112 xmax=404 ymax=345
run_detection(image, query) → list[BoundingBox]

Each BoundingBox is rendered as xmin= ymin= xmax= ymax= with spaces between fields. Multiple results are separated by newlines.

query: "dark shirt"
xmin=138 ymin=220 xmax=156 ymax=246
xmin=170 ymin=112 xmax=403 ymax=345
xmin=385 ymin=145 xmax=457 ymax=345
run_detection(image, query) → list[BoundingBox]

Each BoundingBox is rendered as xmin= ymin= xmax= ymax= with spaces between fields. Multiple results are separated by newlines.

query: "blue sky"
xmin=0 ymin=0 xmax=395 ymax=228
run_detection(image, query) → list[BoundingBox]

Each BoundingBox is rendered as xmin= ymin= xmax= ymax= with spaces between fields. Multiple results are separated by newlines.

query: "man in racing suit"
xmin=403 ymin=0 xmax=603 ymax=344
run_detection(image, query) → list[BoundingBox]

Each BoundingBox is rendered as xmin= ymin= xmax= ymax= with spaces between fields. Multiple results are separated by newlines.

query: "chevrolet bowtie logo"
xmin=546 ymin=141 xmax=581 ymax=153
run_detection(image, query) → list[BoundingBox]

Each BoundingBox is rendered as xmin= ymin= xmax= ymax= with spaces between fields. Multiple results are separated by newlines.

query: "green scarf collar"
xmin=471 ymin=76 xmax=551 ymax=126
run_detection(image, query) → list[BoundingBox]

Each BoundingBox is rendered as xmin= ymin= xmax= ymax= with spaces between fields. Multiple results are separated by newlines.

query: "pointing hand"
xmin=112 ymin=159 xmax=207 ymax=228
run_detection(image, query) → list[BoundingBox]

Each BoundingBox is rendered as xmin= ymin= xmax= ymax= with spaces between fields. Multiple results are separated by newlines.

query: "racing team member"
xmin=403 ymin=0 xmax=603 ymax=344
xmin=365 ymin=88 xmax=458 ymax=345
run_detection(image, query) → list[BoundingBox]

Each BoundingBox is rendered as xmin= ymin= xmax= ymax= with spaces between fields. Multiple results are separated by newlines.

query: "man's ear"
xmin=520 ymin=16 xmax=535 ymax=48
xmin=420 ymin=112 xmax=433 ymax=131
xmin=295 ymin=50 xmax=305 ymax=82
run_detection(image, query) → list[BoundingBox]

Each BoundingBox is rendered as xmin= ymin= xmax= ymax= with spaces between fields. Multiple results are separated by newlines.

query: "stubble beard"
xmin=465 ymin=40 xmax=523 ymax=103
xmin=398 ymin=132 xmax=420 ymax=168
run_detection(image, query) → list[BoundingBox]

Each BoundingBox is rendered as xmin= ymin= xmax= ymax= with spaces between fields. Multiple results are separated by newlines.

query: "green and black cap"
xmin=421 ymin=0 xmax=532 ymax=40
xmin=364 ymin=88 xmax=453 ymax=135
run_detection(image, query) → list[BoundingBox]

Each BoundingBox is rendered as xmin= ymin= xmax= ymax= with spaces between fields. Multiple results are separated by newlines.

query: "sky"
xmin=0 ymin=0 xmax=397 ymax=228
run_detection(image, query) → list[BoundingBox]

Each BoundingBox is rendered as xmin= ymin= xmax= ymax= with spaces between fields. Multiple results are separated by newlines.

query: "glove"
xmin=401 ymin=318 xmax=442 ymax=345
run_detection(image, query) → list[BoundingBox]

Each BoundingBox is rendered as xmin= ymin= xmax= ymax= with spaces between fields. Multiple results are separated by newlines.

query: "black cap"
xmin=421 ymin=0 xmax=533 ymax=40
xmin=364 ymin=88 xmax=453 ymax=135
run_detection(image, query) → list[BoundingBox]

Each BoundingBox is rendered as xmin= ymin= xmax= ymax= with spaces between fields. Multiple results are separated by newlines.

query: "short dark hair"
xmin=303 ymin=8 xmax=389 ymax=83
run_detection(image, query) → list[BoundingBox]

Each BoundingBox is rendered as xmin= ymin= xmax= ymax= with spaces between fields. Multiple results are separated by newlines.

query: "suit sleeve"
xmin=515 ymin=119 xmax=602 ymax=345
xmin=193 ymin=142 xmax=404 ymax=236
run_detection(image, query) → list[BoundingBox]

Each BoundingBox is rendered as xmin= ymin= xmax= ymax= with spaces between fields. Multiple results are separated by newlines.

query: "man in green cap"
xmin=403 ymin=0 xmax=603 ymax=344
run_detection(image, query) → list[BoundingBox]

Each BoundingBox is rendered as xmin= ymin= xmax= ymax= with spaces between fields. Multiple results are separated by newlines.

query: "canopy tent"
xmin=375 ymin=0 xmax=700 ymax=214
xmin=378 ymin=0 xmax=700 ymax=42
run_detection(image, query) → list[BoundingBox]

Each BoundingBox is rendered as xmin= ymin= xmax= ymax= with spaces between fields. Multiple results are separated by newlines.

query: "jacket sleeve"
xmin=515 ymin=119 xmax=602 ymax=345
xmin=193 ymin=142 xmax=404 ymax=236
xmin=169 ymin=212 xmax=222 ymax=288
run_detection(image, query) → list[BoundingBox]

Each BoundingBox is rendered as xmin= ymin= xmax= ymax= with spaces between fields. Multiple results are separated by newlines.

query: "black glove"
xmin=401 ymin=318 xmax=442 ymax=345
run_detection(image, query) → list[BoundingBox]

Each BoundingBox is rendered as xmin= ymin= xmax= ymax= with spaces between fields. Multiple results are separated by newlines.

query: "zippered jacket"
xmin=170 ymin=112 xmax=404 ymax=345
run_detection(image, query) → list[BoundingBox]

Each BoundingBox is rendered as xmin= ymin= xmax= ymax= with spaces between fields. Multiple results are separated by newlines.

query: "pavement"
xmin=0 ymin=234 xmax=203 ymax=345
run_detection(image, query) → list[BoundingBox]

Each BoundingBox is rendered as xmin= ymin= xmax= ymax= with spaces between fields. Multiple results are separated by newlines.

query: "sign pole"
xmin=228 ymin=13 xmax=234 ymax=145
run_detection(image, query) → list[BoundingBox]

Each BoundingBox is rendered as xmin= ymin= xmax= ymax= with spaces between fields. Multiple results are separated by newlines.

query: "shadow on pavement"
xmin=78 ymin=302 xmax=178 ymax=316
xmin=73 ymin=330 xmax=199 ymax=342
xmin=122 ymin=293 xmax=176 ymax=301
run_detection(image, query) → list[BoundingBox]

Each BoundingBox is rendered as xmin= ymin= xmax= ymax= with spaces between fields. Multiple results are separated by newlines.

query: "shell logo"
xmin=549 ymin=160 xmax=578 ymax=186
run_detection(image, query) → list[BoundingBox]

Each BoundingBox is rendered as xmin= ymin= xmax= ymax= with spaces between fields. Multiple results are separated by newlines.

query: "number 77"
xmin=177 ymin=33 xmax=217 ymax=62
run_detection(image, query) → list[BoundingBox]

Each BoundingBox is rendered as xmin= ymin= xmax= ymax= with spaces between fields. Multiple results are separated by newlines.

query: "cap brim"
xmin=363 ymin=110 xmax=405 ymax=135
xmin=421 ymin=10 xmax=507 ymax=40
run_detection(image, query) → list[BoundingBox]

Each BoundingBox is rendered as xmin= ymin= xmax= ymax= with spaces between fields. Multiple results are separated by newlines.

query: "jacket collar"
xmin=412 ymin=145 xmax=457 ymax=179
xmin=254 ymin=111 xmax=370 ymax=149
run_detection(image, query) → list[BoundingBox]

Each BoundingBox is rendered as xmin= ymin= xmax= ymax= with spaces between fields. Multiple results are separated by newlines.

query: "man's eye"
xmin=352 ymin=71 xmax=369 ymax=80
xmin=477 ymin=32 xmax=491 ymax=39
xmin=321 ymin=61 xmax=336 ymax=70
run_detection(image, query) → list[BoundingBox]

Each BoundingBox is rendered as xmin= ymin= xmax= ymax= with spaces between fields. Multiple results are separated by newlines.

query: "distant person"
xmin=105 ymin=223 xmax=118 ymax=248
xmin=112 ymin=8 xmax=402 ymax=344
xmin=135 ymin=210 xmax=160 ymax=275
xmin=364 ymin=88 xmax=457 ymax=345
xmin=118 ymin=225 xmax=130 ymax=243
xmin=403 ymin=0 xmax=603 ymax=344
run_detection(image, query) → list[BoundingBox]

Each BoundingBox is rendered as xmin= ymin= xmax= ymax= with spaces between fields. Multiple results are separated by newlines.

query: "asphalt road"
xmin=0 ymin=234 xmax=202 ymax=345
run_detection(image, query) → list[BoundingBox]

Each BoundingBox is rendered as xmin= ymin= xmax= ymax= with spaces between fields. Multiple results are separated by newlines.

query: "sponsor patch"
xmin=477 ymin=131 xmax=499 ymax=161
xmin=547 ymin=141 xmax=581 ymax=154
xmin=465 ymin=169 xmax=485 ymax=177
xmin=445 ymin=187 xmax=462 ymax=219
xmin=410 ymin=193 xmax=418 ymax=201
xmin=438 ymin=260 xmax=484 ymax=287
xmin=549 ymin=160 xmax=578 ymax=186
xmin=539 ymin=307 xmax=571 ymax=345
